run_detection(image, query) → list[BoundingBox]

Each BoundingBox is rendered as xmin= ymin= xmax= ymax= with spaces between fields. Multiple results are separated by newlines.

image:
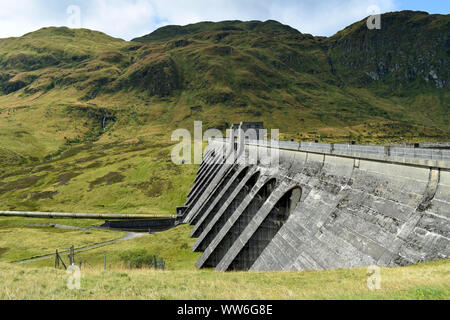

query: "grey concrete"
xmin=183 ymin=139 xmax=450 ymax=271
xmin=184 ymin=163 xmax=233 ymax=223
xmin=191 ymin=165 xmax=239 ymax=226
xmin=191 ymin=165 xmax=249 ymax=237
xmin=196 ymin=174 xmax=277 ymax=268
xmin=183 ymin=144 xmax=233 ymax=218
xmin=192 ymin=167 xmax=260 ymax=253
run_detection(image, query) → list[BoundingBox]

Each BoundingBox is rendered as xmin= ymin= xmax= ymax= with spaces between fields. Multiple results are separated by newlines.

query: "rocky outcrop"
xmin=327 ymin=11 xmax=449 ymax=88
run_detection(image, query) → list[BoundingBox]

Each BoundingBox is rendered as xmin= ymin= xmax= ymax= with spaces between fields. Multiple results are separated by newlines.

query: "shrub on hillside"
xmin=119 ymin=249 xmax=165 ymax=270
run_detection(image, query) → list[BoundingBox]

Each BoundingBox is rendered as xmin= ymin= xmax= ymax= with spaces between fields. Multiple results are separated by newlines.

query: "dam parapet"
xmin=180 ymin=137 xmax=450 ymax=272
xmin=234 ymin=139 xmax=450 ymax=169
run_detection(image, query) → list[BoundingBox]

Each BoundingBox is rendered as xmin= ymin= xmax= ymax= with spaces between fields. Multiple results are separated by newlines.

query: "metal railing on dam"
xmin=212 ymin=138 xmax=450 ymax=169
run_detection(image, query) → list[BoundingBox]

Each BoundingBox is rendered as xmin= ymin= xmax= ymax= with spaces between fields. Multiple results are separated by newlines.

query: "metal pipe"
xmin=0 ymin=211 xmax=174 ymax=220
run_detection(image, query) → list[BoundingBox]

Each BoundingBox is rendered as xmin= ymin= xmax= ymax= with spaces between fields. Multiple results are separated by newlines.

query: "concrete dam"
xmin=178 ymin=138 xmax=450 ymax=272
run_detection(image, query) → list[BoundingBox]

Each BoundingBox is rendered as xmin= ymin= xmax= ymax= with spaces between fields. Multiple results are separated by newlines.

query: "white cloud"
xmin=0 ymin=0 xmax=60 ymax=38
xmin=0 ymin=0 xmax=398 ymax=40
xmin=148 ymin=0 xmax=396 ymax=36
xmin=267 ymin=0 xmax=396 ymax=36
xmin=82 ymin=0 xmax=156 ymax=40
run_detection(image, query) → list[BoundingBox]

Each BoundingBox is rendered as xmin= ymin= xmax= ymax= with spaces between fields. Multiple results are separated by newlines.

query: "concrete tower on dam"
xmin=177 ymin=128 xmax=450 ymax=272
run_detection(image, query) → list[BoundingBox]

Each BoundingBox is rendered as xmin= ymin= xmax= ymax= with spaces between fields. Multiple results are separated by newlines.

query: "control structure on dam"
xmin=178 ymin=133 xmax=450 ymax=272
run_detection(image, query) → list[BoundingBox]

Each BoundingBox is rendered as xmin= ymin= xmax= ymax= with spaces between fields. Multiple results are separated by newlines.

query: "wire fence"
xmin=54 ymin=246 xmax=166 ymax=271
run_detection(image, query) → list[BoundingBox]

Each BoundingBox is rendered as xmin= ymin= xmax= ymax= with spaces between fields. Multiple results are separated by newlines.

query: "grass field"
xmin=0 ymin=223 xmax=447 ymax=300
xmin=0 ymin=139 xmax=199 ymax=215
xmin=0 ymin=259 xmax=448 ymax=300
xmin=0 ymin=216 xmax=106 ymax=228
xmin=0 ymin=217 xmax=125 ymax=263
xmin=25 ymin=225 xmax=201 ymax=270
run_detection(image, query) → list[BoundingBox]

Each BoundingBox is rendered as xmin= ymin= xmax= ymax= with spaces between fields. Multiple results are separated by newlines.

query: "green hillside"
xmin=0 ymin=11 xmax=448 ymax=214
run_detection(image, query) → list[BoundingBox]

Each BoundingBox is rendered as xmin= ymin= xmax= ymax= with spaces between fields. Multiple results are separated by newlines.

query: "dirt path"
xmin=11 ymin=232 xmax=147 ymax=265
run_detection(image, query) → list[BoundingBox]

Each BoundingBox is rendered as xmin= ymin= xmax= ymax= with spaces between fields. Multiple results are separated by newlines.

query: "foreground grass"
xmin=26 ymin=225 xmax=201 ymax=270
xmin=0 ymin=216 xmax=105 ymax=228
xmin=3 ymin=225 xmax=448 ymax=300
xmin=0 ymin=259 xmax=448 ymax=300
xmin=0 ymin=223 xmax=125 ymax=263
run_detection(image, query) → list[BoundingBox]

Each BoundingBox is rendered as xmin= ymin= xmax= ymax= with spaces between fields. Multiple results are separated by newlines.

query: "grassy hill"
xmin=0 ymin=11 xmax=448 ymax=214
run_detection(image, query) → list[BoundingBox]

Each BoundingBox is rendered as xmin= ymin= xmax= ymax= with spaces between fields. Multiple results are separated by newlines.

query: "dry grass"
xmin=0 ymin=226 xmax=125 ymax=263
xmin=0 ymin=223 xmax=448 ymax=300
xmin=0 ymin=259 xmax=448 ymax=300
xmin=25 ymin=225 xmax=201 ymax=271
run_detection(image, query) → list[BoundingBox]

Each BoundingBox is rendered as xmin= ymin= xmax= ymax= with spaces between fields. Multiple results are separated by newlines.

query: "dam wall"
xmin=180 ymin=139 xmax=450 ymax=272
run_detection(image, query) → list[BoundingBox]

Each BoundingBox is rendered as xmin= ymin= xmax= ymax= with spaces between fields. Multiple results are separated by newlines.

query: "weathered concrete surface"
xmin=181 ymin=140 xmax=450 ymax=272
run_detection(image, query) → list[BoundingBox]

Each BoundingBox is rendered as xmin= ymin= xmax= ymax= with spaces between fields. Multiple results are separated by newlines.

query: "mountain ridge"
xmin=0 ymin=10 xmax=448 ymax=214
xmin=131 ymin=19 xmax=303 ymax=43
xmin=0 ymin=11 xmax=448 ymax=143
xmin=0 ymin=11 xmax=450 ymax=152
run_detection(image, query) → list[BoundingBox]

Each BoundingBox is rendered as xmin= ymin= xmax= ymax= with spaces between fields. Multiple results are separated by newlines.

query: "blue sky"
xmin=0 ymin=0 xmax=448 ymax=40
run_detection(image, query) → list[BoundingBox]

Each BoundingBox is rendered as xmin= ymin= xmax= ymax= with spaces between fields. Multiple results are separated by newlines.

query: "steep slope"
xmin=327 ymin=11 xmax=449 ymax=89
xmin=0 ymin=11 xmax=448 ymax=214
xmin=132 ymin=12 xmax=450 ymax=135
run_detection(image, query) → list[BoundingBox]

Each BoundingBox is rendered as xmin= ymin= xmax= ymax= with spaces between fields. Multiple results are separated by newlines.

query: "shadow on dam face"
xmin=191 ymin=165 xmax=240 ymax=226
xmin=228 ymin=186 xmax=302 ymax=271
xmin=203 ymin=177 xmax=277 ymax=268
xmin=187 ymin=152 xmax=228 ymax=206
xmin=191 ymin=166 xmax=250 ymax=234
xmin=194 ymin=170 xmax=260 ymax=252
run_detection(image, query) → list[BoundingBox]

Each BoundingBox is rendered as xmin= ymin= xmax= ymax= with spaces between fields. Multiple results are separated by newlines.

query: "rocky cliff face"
xmin=327 ymin=11 xmax=449 ymax=89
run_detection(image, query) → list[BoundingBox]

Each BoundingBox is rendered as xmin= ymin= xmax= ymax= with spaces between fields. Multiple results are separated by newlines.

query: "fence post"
xmin=58 ymin=253 xmax=67 ymax=270
xmin=55 ymin=250 xmax=59 ymax=269
xmin=69 ymin=245 xmax=75 ymax=266
xmin=104 ymin=254 xmax=107 ymax=271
